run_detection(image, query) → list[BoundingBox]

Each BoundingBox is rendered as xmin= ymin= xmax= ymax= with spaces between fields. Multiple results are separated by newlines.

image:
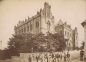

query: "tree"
xmin=6 ymin=31 xmax=66 ymax=58
xmin=45 ymin=32 xmax=66 ymax=52
xmin=0 ymin=48 xmax=11 ymax=60
xmin=32 ymin=33 xmax=47 ymax=52
xmin=8 ymin=34 xmax=24 ymax=56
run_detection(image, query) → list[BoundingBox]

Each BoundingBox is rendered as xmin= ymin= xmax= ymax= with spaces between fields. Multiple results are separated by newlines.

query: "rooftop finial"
xmin=44 ymin=2 xmax=50 ymax=7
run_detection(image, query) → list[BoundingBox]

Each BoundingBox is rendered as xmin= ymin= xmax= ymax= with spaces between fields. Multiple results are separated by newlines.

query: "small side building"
xmin=55 ymin=20 xmax=78 ymax=50
xmin=55 ymin=20 xmax=73 ymax=50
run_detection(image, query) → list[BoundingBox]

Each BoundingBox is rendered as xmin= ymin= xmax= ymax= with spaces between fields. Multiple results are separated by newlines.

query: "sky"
xmin=0 ymin=0 xmax=86 ymax=49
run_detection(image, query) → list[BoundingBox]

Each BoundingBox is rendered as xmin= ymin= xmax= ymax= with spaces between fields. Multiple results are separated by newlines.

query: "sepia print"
xmin=0 ymin=0 xmax=86 ymax=62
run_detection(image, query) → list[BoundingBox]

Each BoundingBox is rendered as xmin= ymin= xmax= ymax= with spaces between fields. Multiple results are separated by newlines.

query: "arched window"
xmin=36 ymin=21 xmax=39 ymax=28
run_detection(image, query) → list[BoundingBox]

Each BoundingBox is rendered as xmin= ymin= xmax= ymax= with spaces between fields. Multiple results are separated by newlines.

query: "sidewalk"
xmin=72 ymin=59 xmax=85 ymax=62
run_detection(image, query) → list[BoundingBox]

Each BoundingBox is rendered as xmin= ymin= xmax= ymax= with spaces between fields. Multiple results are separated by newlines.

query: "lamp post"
xmin=81 ymin=20 xmax=86 ymax=60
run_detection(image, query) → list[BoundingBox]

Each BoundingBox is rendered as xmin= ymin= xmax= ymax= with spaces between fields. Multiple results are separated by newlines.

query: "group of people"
xmin=28 ymin=51 xmax=71 ymax=62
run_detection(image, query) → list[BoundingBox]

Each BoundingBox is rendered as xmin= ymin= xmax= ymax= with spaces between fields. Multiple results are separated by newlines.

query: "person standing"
xmin=60 ymin=52 xmax=63 ymax=62
xmin=51 ymin=53 xmax=54 ymax=62
xmin=46 ymin=54 xmax=49 ymax=62
xmin=36 ymin=55 xmax=39 ymax=62
xmin=80 ymin=49 xmax=84 ymax=61
xmin=64 ymin=52 xmax=66 ymax=62
xmin=28 ymin=56 xmax=32 ymax=62
xmin=66 ymin=52 xmax=70 ymax=62
xmin=55 ymin=53 xmax=59 ymax=62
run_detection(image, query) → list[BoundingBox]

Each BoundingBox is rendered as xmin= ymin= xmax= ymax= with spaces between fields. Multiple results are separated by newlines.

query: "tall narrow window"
xmin=30 ymin=23 xmax=32 ymax=32
xmin=22 ymin=29 xmax=23 ymax=33
xmin=36 ymin=21 xmax=39 ymax=28
xmin=24 ymin=27 xmax=26 ymax=33
xmin=27 ymin=26 xmax=29 ymax=32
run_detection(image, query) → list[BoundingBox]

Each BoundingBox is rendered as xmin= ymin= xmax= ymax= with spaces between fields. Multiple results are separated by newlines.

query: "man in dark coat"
xmin=80 ymin=49 xmax=84 ymax=61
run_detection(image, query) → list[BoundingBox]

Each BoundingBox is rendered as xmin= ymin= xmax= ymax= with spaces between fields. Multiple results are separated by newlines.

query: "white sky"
xmin=0 ymin=0 xmax=86 ymax=49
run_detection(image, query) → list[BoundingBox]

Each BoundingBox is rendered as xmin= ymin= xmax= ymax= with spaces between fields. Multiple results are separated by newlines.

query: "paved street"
xmin=0 ymin=57 xmax=85 ymax=62
xmin=70 ymin=50 xmax=85 ymax=62
xmin=72 ymin=58 xmax=85 ymax=62
xmin=0 ymin=50 xmax=85 ymax=62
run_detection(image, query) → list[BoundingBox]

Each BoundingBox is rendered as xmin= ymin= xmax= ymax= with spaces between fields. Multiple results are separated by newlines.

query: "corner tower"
xmin=40 ymin=2 xmax=55 ymax=34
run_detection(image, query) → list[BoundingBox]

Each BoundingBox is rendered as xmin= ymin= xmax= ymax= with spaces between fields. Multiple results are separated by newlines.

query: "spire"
xmin=58 ymin=19 xmax=63 ymax=25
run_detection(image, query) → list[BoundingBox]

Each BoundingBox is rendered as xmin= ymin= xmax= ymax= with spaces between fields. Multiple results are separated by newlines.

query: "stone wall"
xmin=20 ymin=52 xmax=58 ymax=62
xmin=11 ymin=56 xmax=20 ymax=62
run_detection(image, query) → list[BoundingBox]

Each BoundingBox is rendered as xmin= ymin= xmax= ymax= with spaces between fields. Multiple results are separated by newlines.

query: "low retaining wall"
xmin=4 ymin=50 xmax=79 ymax=62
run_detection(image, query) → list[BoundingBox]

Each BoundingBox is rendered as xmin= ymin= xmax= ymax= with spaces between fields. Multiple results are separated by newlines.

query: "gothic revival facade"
xmin=14 ymin=2 xmax=55 ymax=35
xmin=14 ymin=2 xmax=78 ymax=49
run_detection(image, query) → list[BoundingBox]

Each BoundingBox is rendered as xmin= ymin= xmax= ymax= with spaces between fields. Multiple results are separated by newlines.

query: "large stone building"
xmin=55 ymin=20 xmax=78 ymax=50
xmin=14 ymin=2 xmax=55 ymax=35
xmin=14 ymin=2 xmax=78 ymax=50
